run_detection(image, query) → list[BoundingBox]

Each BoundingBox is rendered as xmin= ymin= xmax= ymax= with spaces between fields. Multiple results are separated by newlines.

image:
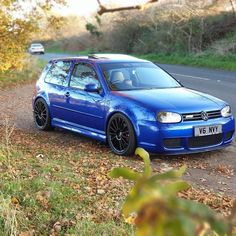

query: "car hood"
xmin=112 ymin=87 xmax=225 ymax=113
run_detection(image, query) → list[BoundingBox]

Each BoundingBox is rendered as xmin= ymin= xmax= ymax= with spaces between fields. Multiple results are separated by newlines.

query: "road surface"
xmin=38 ymin=53 xmax=236 ymax=116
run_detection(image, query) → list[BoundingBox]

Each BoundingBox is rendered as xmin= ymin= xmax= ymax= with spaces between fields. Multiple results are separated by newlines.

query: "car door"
xmin=44 ymin=60 xmax=72 ymax=122
xmin=64 ymin=62 xmax=106 ymax=133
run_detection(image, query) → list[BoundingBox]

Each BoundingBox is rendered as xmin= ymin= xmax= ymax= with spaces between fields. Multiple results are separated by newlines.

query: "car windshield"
xmin=100 ymin=62 xmax=181 ymax=91
xmin=31 ymin=44 xmax=42 ymax=47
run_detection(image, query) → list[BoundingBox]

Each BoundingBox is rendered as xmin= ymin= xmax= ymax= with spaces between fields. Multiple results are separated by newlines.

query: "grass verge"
xmin=0 ymin=125 xmax=234 ymax=235
xmin=46 ymin=48 xmax=236 ymax=71
xmin=0 ymin=57 xmax=46 ymax=89
xmin=138 ymin=53 xmax=236 ymax=71
xmin=46 ymin=47 xmax=94 ymax=56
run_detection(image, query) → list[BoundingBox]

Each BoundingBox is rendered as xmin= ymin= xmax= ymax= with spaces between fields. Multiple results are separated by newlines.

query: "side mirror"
xmin=84 ymin=83 xmax=99 ymax=93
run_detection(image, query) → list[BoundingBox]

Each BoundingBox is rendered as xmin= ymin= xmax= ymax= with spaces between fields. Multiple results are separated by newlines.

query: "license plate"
xmin=194 ymin=125 xmax=222 ymax=137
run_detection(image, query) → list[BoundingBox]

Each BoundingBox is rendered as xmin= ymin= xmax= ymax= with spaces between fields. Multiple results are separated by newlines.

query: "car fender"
xmin=105 ymin=97 xmax=157 ymax=138
xmin=106 ymin=108 xmax=140 ymax=136
xmin=33 ymin=91 xmax=52 ymax=114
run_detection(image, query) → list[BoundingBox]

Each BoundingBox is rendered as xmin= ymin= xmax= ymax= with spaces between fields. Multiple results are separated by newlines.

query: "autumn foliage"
xmin=0 ymin=0 xmax=65 ymax=72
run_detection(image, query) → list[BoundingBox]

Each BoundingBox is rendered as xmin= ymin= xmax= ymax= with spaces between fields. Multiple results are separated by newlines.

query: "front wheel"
xmin=33 ymin=98 xmax=53 ymax=131
xmin=107 ymin=113 xmax=136 ymax=156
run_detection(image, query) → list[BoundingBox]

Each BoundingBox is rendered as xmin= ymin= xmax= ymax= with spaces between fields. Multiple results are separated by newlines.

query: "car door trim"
xmin=52 ymin=104 xmax=104 ymax=119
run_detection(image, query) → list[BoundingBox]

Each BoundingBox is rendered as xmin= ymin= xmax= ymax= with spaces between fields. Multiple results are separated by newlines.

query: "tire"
xmin=33 ymin=98 xmax=53 ymax=131
xmin=107 ymin=113 xmax=136 ymax=156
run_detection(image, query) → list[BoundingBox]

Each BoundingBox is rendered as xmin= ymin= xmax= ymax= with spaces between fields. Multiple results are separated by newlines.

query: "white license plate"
xmin=194 ymin=125 xmax=222 ymax=137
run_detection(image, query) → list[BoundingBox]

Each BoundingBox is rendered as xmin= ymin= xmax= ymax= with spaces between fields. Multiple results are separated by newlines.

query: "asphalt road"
xmin=37 ymin=53 xmax=236 ymax=116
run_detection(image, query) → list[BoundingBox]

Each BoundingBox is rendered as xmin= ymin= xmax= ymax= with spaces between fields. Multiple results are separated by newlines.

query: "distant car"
xmin=32 ymin=54 xmax=235 ymax=156
xmin=29 ymin=43 xmax=44 ymax=54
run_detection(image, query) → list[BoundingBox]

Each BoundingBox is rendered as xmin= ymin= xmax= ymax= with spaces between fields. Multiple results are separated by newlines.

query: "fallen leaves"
xmin=215 ymin=164 xmax=234 ymax=176
xmin=0 ymin=126 xmax=235 ymax=234
xmin=179 ymin=187 xmax=234 ymax=216
xmin=19 ymin=231 xmax=35 ymax=236
xmin=50 ymin=221 xmax=62 ymax=236
xmin=11 ymin=196 xmax=20 ymax=207
xmin=36 ymin=191 xmax=51 ymax=210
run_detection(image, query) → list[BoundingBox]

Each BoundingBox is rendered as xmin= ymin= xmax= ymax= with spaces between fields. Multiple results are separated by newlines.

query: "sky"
xmin=57 ymin=0 xmax=149 ymax=17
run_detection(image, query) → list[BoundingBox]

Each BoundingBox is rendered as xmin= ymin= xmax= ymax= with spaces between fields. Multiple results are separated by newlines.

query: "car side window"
xmin=45 ymin=61 xmax=71 ymax=86
xmin=70 ymin=63 xmax=100 ymax=90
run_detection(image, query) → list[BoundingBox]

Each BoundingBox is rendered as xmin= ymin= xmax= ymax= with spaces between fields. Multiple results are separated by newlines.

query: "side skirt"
xmin=52 ymin=118 xmax=106 ymax=142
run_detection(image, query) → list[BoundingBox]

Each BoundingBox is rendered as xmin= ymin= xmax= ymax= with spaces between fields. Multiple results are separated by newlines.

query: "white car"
xmin=29 ymin=43 xmax=45 ymax=54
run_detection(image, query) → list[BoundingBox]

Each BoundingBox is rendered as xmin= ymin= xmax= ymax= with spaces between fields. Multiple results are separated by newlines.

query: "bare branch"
xmin=96 ymin=0 xmax=158 ymax=15
xmin=229 ymin=0 xmax=236 ymax=18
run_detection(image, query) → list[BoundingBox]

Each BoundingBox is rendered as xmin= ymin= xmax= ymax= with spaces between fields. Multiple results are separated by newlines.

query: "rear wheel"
xmin=107 ymin=113 xmax=136 ymax=156
xmin=33 ymin=98 xmax=52 ymax=131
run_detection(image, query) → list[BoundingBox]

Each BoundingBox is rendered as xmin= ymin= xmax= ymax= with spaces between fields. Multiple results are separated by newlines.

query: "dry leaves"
xmin=0 ymin=126 xmax=235 ymax=234
xmin=215 ymin=164 xmax=234 ymax=176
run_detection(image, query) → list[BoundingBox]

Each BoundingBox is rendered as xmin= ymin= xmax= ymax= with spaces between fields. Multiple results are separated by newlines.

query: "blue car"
xmin=32 ymin=54 xmax=235 ymax=156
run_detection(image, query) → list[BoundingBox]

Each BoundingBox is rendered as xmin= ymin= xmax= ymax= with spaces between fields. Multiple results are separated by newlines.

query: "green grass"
xmin=46 ymin=47 xmax=95 ymax=56
xmin=137 ymin=53 xmax=236 ymax=71
xmin=46 ymin=46 xmax=236 ymax=71
xmin=0 ymin=130 xmax=135 ymax=235
xmin=0 ymin=57 xmax=46 ymax=89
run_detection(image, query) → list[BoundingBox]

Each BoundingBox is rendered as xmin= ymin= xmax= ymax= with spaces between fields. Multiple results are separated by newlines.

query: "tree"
xmin=0 ymin=0 xmax=65 ymax=72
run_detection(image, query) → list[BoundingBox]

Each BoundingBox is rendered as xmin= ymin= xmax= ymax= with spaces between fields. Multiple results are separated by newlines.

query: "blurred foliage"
xmin=0 ymin=56 xmax=46 ymax=88
xmin=86 ymin=15 xmax=102 ymax=38
xmin=80 ymin=2 xmax=236 ymax=57
xmin=103 ymin=10 xmax=236 ymax=55
xmin=0 ymin=0 xmax=65 ymax=72
xmin=109 ymin=148 xmax=236 ymax=236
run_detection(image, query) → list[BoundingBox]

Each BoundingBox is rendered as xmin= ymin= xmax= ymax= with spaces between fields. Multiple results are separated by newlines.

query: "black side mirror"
xmin=84 ymin=83 xmax=99 ymax=93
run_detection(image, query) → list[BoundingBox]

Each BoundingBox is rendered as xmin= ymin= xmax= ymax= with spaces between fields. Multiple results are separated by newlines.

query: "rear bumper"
xmin=29 ymin=49 xmax=44 ymax=53
xmin=137 ymin=116 xmax=235 ymax=155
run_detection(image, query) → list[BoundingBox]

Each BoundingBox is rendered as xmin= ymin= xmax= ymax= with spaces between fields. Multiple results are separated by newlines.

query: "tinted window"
xmin=70 ymin=63 xmax=100 ymax=90
xmin=45 ymin=61 xmax=71 ymax=86
xmin=100 ymin=62 xmax=180 ymax=91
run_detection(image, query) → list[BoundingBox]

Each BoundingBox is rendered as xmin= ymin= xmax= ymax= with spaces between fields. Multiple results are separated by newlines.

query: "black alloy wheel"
xmin=33 ymin=98 xmax=52 ymax=131
xmin=107 ymin=113 xmax=136 ymax=156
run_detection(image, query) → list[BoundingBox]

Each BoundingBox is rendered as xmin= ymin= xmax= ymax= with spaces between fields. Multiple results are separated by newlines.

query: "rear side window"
xmin=45 ymin=61 xmax=71 ymax=86
xmin=70 ymin=63 xmax=100 ymax=90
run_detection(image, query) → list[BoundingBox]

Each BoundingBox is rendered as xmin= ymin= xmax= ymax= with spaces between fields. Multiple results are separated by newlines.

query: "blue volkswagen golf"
xmin=32 ymin=54 xmax=235 ymax=156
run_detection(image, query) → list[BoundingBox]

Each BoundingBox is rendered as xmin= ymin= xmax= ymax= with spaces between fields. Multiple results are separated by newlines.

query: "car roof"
xmin=49 ymin=54 xmax=149 ymax=64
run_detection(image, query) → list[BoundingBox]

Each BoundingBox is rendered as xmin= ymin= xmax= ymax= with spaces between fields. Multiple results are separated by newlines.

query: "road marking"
xmin=171 ymin=73 xmax=210 ymax=81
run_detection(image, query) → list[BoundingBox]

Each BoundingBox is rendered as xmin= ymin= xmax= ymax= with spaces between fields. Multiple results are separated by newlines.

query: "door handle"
xmin=64 ymin=92 xmax=70 ymax=98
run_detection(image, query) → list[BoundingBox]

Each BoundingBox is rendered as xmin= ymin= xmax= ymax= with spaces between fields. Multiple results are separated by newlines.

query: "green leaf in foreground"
xmin=109 ymin=167 xmax=141 ymax=180
xmin=109 ymin=147 xmax=234 ymax=236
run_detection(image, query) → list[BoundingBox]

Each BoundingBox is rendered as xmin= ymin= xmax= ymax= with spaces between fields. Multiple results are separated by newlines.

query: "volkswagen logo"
xmin=201 ymin=111 xmax=208 ymax=121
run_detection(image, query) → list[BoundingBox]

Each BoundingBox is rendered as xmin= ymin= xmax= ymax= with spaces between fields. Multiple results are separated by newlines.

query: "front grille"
xmin=188 ymin=134 xmax=223 ymax=148
xmin=182 ymin=110 xmax=221 ymax=121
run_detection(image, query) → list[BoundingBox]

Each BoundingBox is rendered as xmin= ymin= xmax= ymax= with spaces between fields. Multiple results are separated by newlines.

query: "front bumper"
xmin=137 ymin=116 xmax=235 ymax=155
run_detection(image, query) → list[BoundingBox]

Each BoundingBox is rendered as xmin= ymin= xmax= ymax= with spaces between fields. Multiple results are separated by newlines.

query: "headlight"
xmin=221 ymin=105 xmax=232 ymax=117
xmin=157 ymin=112 xmax=182 ymax=123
